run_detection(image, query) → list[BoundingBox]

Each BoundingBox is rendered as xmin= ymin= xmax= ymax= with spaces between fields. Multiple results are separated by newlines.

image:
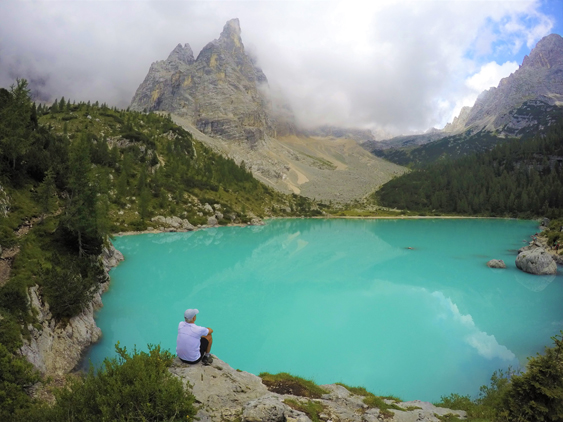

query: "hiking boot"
xmin=202 ymin=355 xmax=213 ymax=366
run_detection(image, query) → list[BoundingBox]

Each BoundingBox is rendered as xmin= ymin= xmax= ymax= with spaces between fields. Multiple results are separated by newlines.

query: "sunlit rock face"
xmin=443 ymin=33 xmax=563 ymax=136
xmin=130 ymin=19 xmax=276 ymax=148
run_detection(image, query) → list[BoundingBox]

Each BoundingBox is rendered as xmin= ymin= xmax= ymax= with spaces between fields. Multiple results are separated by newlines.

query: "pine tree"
xmin=61 ymin=134 xmax=104 ymax=256
xmin=37 ymin=167 xmax=57 ymax=222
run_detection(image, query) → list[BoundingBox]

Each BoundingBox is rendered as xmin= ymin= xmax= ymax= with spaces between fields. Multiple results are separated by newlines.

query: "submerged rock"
xmin=487 ymin=259 xmax=506 ymax=269
xmin=516 ymin=247 xmax=557 ymax=275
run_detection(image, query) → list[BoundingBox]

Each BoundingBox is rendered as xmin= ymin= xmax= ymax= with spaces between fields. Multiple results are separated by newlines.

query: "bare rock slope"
xmin=170 ymin=356 xmax=466 ymax=422
xmin=171 ymin=115 xmax=405 ymax=202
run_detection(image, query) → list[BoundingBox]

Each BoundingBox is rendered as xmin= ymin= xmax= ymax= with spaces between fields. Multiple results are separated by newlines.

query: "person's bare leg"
xmin=203 ymin=334 xmax=213 ymax=354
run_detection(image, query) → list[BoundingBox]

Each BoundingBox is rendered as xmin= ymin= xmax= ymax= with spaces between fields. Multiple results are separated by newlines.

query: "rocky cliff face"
xmin=130 ymin=19 xmax=276 ymax=148
xmin=444 ymin=33 xmax=563 ymax=136
xmin=19 ymin=245 xmax=124 ymax=376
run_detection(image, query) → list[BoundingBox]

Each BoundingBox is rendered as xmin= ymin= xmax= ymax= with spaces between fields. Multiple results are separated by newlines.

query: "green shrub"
xmin=0 ymin=343 xmax=40 ymax=421
xmin=129 ymin=219 xmax=148 ymax=231
xmin=42 ymin=256 xmax=98 ymax=320
xmin=502 ymin=332 xmax=563 ymax=422
xmin=0 ymin=224 xmax=18 ymax=248
xmin=36 ymin=343 xmax=197 ymax=422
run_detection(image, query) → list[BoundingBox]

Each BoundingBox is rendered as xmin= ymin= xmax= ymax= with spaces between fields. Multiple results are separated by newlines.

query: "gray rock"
xmin=151 ymin=216 xmax=195 ymax=231
xmin=516 ymin=247 xmax=557 ymax=275
xmin=215 ymin=212 xmax=224 ymax=221
xmin=242 ymin=396 xmax=295 ymax=422
xmin=207 ymin=216 xmax=218 ymax=226
xmin=249 ymin=217 xmax=264 ymax=226
xmin=203 ymin=203 xmax=214 ymax=214
xmin=487 ymin=259 xmax=506 ymax=269
xmin=169 ymin=356 xmax=270 ymax=422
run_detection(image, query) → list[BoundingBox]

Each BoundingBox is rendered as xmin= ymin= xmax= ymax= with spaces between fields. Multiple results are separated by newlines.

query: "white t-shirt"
xmin=176 ymin=321 xmax=209 ymax=361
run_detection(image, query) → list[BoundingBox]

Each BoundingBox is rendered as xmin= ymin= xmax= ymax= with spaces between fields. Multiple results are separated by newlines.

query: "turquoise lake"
xmin=87 ymin=218 xmax=563 ymax=402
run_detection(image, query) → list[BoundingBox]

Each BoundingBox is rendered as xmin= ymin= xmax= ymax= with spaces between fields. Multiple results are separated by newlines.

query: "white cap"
xmin=184 ymin=309 xmax=199 ymax=321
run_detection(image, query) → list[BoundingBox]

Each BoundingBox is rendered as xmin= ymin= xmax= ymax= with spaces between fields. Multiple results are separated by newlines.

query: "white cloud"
xmin=0 ymin=0 xmax=555 ymax=135
xmin=466 ymin=61 xmax=519 ymax=93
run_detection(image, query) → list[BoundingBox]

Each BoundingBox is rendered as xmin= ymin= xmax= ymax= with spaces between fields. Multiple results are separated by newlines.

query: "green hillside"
xmin=375 ymin=118 xmax=563 ymax=219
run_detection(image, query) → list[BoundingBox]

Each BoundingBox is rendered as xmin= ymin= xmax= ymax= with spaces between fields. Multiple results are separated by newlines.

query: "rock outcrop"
xmin=516 ymin=246 xmax=557 ymax=275
xmin=151 ymin=215 xmax=195 ymax=231
xmin=130 ymin=19 xmax=276 ymax=148
xmin=169 ymin=356 xmax=467 ymax=422
xmin=19 ymin=244 xmax=124 ymax=376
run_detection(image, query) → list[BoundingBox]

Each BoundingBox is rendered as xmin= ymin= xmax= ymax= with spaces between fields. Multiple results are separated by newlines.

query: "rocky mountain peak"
xmin=130 ymin=18 xmax=275 ymax=148
xmin=166 ymin=43 xmax=195 ymax=65
xmin=219 ymin=18 xmax=243 ymax=50
xmin=522 ymin=33 xmax=563 ymax=69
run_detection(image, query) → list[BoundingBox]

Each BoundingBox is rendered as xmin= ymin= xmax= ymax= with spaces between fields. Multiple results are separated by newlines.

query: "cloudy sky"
xmin=1 ymin=0 xmax=561 ymax=136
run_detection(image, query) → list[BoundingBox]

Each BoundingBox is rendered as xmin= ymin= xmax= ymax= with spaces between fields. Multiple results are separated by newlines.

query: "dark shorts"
xmin=180 ymin=337 xmax=209 ymax=364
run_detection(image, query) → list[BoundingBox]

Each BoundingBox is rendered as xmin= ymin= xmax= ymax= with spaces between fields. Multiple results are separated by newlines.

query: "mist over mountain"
xmin=366 ymin=33 xmax=563 ymax=166
xmin=130 ymin=19 xmax=405 ymax=201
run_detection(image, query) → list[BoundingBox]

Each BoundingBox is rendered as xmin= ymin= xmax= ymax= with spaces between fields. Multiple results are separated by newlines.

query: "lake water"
xmin=86 ymin=218 xmax=563 ymax=402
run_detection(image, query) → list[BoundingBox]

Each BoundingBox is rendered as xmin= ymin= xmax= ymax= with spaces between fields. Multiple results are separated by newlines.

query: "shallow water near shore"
xmin=87 ymin=218 xmax=563 ymax=402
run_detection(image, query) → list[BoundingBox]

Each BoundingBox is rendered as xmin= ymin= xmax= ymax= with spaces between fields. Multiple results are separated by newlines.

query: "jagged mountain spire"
xmin=130 ymin=19 xmax=277 ymax=148
xmin=166 ymin=43 xmax=195 ymax=65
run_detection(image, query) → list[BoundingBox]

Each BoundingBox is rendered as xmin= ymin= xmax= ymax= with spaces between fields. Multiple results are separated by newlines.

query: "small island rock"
xmin=487 ymin=259 xmax=506 ymax=269
xmin=516 ymin=247 xmax=557 ymax=275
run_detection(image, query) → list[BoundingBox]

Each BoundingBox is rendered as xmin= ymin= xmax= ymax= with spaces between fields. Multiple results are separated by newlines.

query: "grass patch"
xmin=335 ymin=383 xmax=405 ymax=417
xmin=259 ymin=372 xmax=328 ymax=398
xmin=283 ymin=398 xmax=325 ymax=422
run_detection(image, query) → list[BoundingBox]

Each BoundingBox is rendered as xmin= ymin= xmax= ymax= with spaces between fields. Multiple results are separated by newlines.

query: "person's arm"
xmin=206 ymin=327 xmax=213 ymax=335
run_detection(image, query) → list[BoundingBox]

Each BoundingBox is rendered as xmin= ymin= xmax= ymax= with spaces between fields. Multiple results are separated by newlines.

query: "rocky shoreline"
xmin=169 ymin=356 xmax=467 ymax=422
xmin=19 ymin=244 xmax=124 ymax=376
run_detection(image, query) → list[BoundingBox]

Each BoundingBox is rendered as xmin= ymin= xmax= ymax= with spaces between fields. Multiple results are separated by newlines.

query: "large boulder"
xmin=487 ymin=259 xmax=506 ymax=269
xmin=516 ymin=247 xmax=557 ymax=275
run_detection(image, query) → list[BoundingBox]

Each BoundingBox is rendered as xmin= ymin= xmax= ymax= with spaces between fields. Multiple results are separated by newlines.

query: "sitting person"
xmin=176 ymin=308 xmax=214 ymax=365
